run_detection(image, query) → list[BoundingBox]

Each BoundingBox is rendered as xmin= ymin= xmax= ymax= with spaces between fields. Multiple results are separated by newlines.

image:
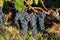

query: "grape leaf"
xmin=15 ymin=0 xmax=24 ymax=11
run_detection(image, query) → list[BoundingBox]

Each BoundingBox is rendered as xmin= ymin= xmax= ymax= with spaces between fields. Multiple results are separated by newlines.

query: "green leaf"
xmin=29 ymin=0 xmax=33 ymax=5
xmin=15 ymin=0 xmax=24 ymax=11
xmin=34 ymin=0 xmax=38 ymax=5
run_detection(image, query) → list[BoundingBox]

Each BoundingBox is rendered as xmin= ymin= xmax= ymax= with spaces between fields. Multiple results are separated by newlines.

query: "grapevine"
xmin=0 ymin=0 xmax=60 ymax=39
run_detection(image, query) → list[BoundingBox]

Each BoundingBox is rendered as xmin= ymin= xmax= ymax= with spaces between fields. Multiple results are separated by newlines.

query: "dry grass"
xmin=0 ymin=25 xmax=60 ymax=40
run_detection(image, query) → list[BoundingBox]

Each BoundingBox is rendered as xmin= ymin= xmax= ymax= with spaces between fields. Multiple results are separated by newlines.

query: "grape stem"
xmin=25 ymin=0 xmax=60 ymax=15
xmin=25 ymin=0 xmax=51 ymax=15
xmin=33 ymin=7 xmax=50 ymax=15
xmin=40 ymin=0 xmax=48 ymax=11
xmin=25 ymin=0 xmax=38 ymax=13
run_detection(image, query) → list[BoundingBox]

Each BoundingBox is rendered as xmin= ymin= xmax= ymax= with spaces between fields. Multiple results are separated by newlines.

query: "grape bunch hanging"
xmin=0 ymin=0 xmax=60 ymax=36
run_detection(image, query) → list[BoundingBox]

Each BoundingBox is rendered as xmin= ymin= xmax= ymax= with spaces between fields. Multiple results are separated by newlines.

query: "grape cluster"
xmin=15 ymin=8 xmax=27 ymax=35
xmin=0 ymin=7 xmax=6 ymax=26
xmin=37 ymin=11 xmax=46 ymax=31
xmin=14 ymin=8 xmax=37 ymax=36
xmin=14 ymin=8 xmax=46 ymax=36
